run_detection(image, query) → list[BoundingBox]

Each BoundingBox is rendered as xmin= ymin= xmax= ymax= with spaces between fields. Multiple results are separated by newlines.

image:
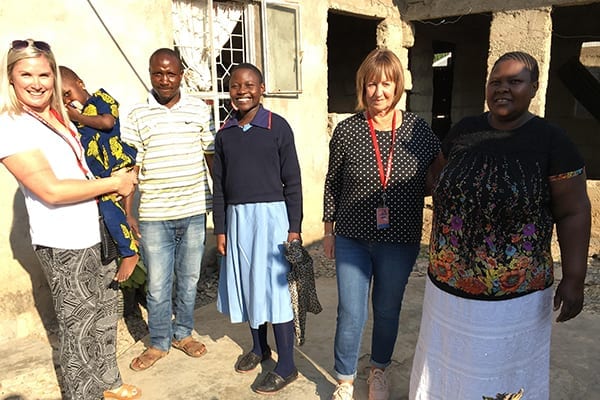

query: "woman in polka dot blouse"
xmin=323 ymin=48 xmax=443 ymax=400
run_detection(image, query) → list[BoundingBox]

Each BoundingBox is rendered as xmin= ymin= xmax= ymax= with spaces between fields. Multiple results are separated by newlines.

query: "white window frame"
xmin=194 ymin=0 xmax=255 ymax=129
xmin=175 ymin=0 xmax=301 ymax=126
xmin=260 ymin=0 xmax=303 ymax=95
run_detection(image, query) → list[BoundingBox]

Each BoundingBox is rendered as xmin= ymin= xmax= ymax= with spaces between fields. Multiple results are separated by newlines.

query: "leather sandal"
xmin=254 ymin=369 xmax=299 ymax=394
xmin=235 ymin=347 xmax=272 ymax=373
xmin=129 ymin=347 xmax=168 ymax=371
xmin=172 ymin=336 xmax=207 ymax=358
xmin=103 ymin=383 xmax=142 ymax=399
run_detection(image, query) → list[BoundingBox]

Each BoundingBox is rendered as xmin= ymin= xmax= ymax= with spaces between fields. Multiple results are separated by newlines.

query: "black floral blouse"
xmin=428 ymin=113 xmax=584 ymax=300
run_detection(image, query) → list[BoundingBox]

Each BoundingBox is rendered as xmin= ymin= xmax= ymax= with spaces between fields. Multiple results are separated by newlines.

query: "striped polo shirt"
xmin=121 ymin=91 xmax=215 ymax=221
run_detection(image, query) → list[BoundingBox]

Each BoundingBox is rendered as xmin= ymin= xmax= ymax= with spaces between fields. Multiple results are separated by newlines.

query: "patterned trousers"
xmin=35 ymin=244 xmax=122 ymax=400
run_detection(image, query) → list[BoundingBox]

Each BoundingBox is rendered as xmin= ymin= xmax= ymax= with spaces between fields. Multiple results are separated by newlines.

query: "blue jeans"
xmin=333 ymin=235 xmax=419 ymax=380
xmin=139 ymin=214 xmax=206 ymax=351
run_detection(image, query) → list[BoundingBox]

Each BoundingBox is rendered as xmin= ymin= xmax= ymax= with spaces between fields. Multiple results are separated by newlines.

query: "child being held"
xmin=59 ymin=66 xmax=139 ymax=283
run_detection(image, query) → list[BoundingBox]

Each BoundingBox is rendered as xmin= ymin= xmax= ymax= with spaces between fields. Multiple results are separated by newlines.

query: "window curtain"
xmin=172 ymin=0 xmax=243 ymax=92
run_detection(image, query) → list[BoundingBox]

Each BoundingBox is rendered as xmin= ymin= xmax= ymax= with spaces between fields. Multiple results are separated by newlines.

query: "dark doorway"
xmin=327 ymin=11 xmax=380 ymax=113
xmin=431 ymin=41 xmax=455 ymax=139
xmin=408 ymin=13 xmax=490 ymax=140
xmin=547 ymin=2 xmax=600 ymax=178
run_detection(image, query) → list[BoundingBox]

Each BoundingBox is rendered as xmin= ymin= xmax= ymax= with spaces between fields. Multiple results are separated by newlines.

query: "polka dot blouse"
xmin=323 ymin=111 xmax=441 ymax=244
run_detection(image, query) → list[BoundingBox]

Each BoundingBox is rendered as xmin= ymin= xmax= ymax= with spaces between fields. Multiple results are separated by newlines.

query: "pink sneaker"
xmin=367 ymin=368 xmax=389 ymax=400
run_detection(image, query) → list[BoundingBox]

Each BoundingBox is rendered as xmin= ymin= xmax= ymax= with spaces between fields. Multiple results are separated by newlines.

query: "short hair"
xmin=59 ymin=65 xmax=81 ymax=84
xmin=492 ymin=51 xmax=539 ymax=83
xmin=0 ymin=39 xmax=68 ymax=121
xmin=230 ymin=63 xmax=264 ymax=84
xmin=149 ymin=48 xmax=183 ymax=71
xmin=355 ymin=48 xmax=405 ymax=111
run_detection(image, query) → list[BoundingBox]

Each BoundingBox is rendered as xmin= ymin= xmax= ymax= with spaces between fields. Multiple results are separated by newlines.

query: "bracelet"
xmin=323 ymin=233 xmax=335 ymax=237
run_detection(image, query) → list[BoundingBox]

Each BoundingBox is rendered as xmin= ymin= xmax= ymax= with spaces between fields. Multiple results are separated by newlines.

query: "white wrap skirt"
xmin=410 ymin=277 xmax=553 ymax=400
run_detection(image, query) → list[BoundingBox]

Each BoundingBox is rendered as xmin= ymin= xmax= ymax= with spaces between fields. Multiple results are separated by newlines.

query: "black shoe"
xmin=235 ymin=348 xmax=271 ymax=373
xmin=254 ymin=369 xmax=298 ymax=394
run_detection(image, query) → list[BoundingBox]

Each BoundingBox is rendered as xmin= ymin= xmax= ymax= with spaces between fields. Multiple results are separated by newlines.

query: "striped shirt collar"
xmin=147 ymin=88 xmax=188 ymax=109
xmin=221 ymin=105 xmax=271 ymax=131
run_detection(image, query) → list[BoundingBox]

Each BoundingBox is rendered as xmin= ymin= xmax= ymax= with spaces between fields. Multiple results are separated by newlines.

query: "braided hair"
xmin=492 ymin=51 xmax=539 ymax=83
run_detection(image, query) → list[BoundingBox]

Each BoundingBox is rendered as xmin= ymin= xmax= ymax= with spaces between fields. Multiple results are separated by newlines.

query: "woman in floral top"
xmin=410 ymin=52 xmax=591 ymax=399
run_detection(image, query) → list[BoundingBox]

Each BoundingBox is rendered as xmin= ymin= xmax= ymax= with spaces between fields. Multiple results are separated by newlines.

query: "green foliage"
xmin=433 ymin=52 xmax=450 ymax=63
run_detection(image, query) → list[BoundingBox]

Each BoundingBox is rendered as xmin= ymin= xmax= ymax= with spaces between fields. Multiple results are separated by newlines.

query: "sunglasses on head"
xmin=10 ymin=40 xmax=51 ymax=52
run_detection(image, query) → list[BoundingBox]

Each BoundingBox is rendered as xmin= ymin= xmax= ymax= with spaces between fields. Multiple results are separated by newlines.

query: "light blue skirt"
xmin=217 ymin=201 xmax=293 ymax=328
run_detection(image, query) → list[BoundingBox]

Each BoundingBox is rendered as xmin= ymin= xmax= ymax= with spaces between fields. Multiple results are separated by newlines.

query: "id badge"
xmin=376 ymin=207 xmax=390 ymax=229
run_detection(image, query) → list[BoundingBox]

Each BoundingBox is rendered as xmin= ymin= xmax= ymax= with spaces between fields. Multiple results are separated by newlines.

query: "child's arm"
xmin=67 ymin=105 xmax=116 ymax=131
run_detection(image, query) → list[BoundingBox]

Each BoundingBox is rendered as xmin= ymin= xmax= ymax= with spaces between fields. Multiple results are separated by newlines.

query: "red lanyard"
xmin=367 ymin=110 xmax=396 ymax=191
xmin=24 ymin=106 xmax=91 ymax=178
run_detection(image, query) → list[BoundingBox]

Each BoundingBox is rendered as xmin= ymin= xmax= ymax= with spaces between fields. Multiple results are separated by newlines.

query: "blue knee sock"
xmin=250 ymin=323 xmax=269 ymax=355
xmin=273 ymin=320 xmax=295 ymax=377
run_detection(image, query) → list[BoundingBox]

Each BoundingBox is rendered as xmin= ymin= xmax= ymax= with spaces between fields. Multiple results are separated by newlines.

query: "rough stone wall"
xmin=487 ymin=7 xmax=552 ymax=116
xmin=400 ymin=0 xmax=597 ymax=20
xmin=581 ymin=46 xmax=600 ymax=69
xmin=587 ymin=182 xmax=600 ymax=255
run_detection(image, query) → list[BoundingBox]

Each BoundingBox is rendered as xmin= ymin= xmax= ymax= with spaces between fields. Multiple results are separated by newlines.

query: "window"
xmin=262 ymin=1 xmax=302 ymax=94
xmin=172 ymin=0 xmax=301 ymax=127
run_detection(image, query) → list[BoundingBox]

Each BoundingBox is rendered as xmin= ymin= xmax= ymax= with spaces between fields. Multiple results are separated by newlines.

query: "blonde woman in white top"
xmin=0 ymin=39 xmax=139 ymax=400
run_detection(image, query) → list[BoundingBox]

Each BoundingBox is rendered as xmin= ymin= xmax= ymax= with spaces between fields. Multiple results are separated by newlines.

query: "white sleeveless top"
xmin=0 ymin=113 xmax=100 ymax=249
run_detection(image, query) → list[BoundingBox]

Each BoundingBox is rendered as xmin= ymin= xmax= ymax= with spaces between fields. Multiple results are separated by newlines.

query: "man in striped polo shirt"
xmin=122 ymin=48 xmax=215 ymax=371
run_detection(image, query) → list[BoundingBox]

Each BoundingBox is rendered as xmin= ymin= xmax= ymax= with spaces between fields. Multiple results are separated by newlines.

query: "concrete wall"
xmin=403 ymin=0 xmax=600 ymax=157
xmin=0 ymin=0 xmax=173 ymax=341
xmin=487 ymin=7 xmax=553 ymax=116
xmin=399 ymin=0 xmax=598 ymax=20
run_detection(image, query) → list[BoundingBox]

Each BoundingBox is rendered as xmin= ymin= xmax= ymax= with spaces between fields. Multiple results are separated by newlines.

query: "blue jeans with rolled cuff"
xmin=333 ymin=235 xmax=419 ymax=381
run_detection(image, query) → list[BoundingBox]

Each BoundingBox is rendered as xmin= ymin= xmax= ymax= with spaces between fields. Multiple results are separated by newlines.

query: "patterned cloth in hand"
xmin=482 ymin=389 xmax=524 ymax=400
xmin=285 ymin=240 xmax=323 ymax=345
